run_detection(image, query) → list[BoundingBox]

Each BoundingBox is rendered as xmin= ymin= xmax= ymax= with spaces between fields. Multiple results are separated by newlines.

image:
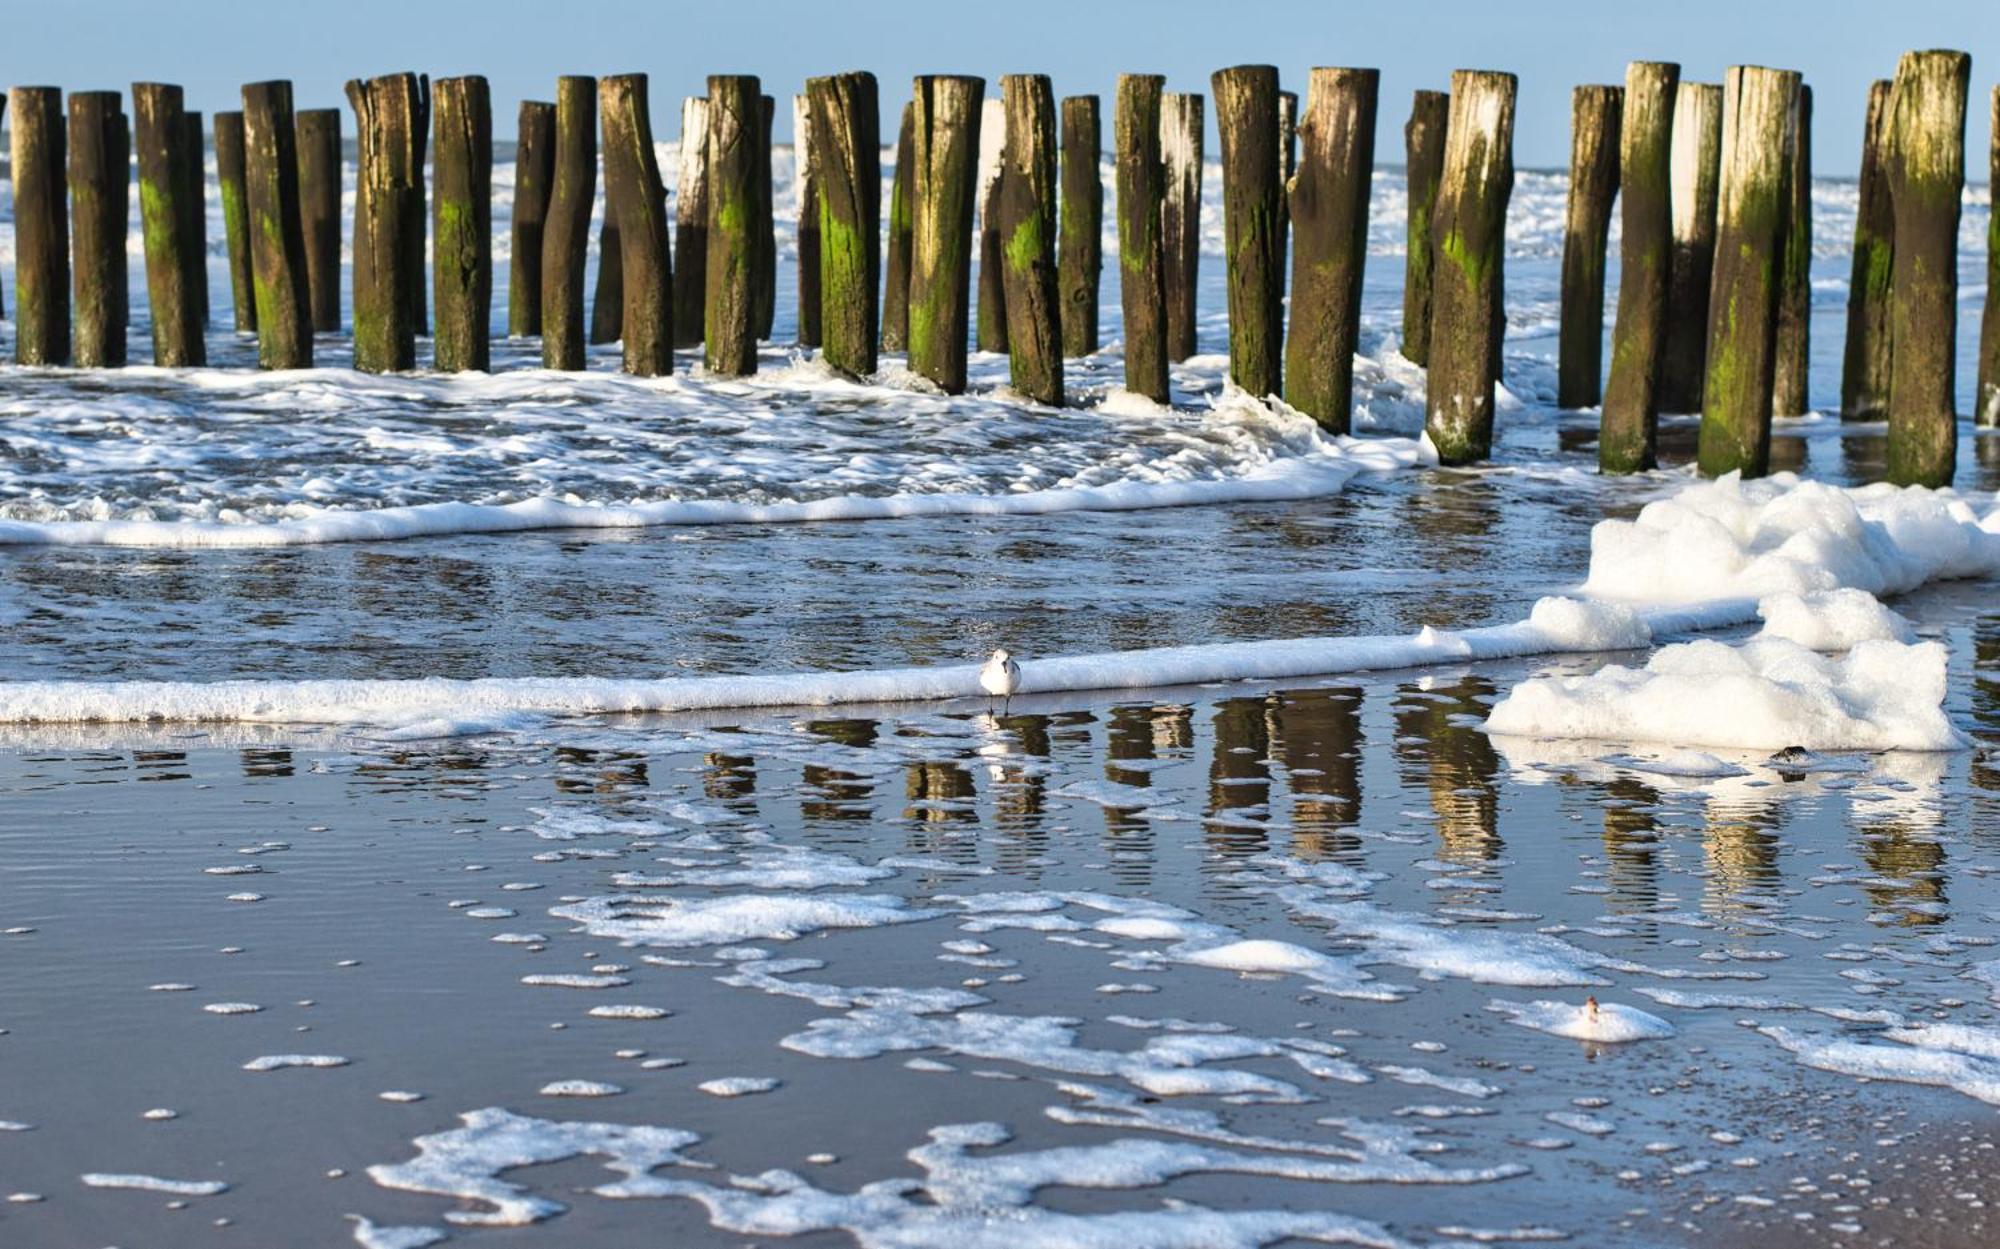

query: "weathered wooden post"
xmin=1285 ymin=67 xmax=1378 ymax=432
xmin=541 ymin=75 xmax=597 ymax=370
xmin=907 ymin=75 xmax=985 ymax=393
xmin=704 ymin=74 xmax=760 ymax=376
xmin=1278 ymin=88 xmax=1298 ymax=252
xmin=753 ymin=93 xmax=777 ymax=341
xmin=1696 ymin=66 xmax=1800 ymax=479
xmin=882 ymin=101 xmax=917 ymax=352
xmin=242 ymin=82 xmax=313 ymax=369
xmin=793 ymin=92 xmax=822 ymax=348
xmin=214 ymin=111 xmax=256 ymax=334
xmin=599 ymin=73 xmax=672 ymax=376
xmin=1425 ymin=70 xmax=1517 ymax=465
xmin=1981 ymin=86 xmax=2000 ymax=427
xmin=1840 ymin=81 xmax=1894 ymax=420
xmin=179 ymin=112 xmax=209 ymax=328
xmin=296 ymin=108 xmax=342 ymax=332
xmin=1058 ymin=95 xmax=1101 ymax=356
xmin=1211 ymin=66 xmax=1282 ymax=396
xmin=975 ymin=96 xmax=1008 ymax=353
xmin=997 ymin=73 xmax=1062 ymax=405
xmin=11 ymin=86 xmax=70 ymax=365
xmin=1884 ymin=50 xmax=1970 ymax=487
xmin=1660 ymin=82 xmax=1721 ymax=413
xmin=590 ymin=214 xmax=624 ymax=345
xmin=347 ymin=73 xmax=423 ymax=372
xmin=1161 ymin=91 xmax=1203 ymax=363
xmin=507 ymin=101 xmax=554 ymax=337
xmin=1772 ymin=82 xmax=1812 ymax=418
xmin=1600 ymin=61 xmax=1679 ymax=473
xmin=111 ymin=109 xmax=131 ymax=346
xmin=69 ymin=91 xmax=126 ymax=367
xmin=1115 ymin=74 xmax=1169 ymax=402
xmin=1402 ymin=90 xmax=1448 ymax=366
xmin=409 ymin=75 xmax=431 ymax=336
xmin=672 ymin=96 xmax=710 ymax=349
xmin=433 ymin=75 xmax=492 ymax=372
xmin=1556 ymin=85 xmax=1621 ymax=410
xmin=806 ymin=71 xmax=880 ymax=376
xmin=133 ymin=83 xmax=202 ymax=366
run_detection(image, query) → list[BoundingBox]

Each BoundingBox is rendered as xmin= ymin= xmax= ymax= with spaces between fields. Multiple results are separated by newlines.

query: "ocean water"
xmin=2 ymin=126 xmax=2000 ymax=1248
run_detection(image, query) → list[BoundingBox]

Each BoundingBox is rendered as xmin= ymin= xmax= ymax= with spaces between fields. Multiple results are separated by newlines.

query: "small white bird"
xmin=980 ymin=647 xmax=1022 ymax=715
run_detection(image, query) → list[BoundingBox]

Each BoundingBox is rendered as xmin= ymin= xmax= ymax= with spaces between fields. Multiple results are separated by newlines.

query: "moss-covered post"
xmin=1696 ymin=66 xmax=1800 ymax=479
xmin=1981 ymin=86 xmax=2000 ymax=427
xmin=807 ymin=71 xmax=880 ymax=376
xmin=1285 ymin=67 xmax=1378 ymax=432
xmin=1058 ymin=94 xmax=1101 ymax=356
xmin=975 ymin=96 xmax=1009 ymax=354
xmin=1211 ymin=66 xmax=1283 ymax=397
xmin=296 ymin=108 xmax=341 ymax=333
xmin=179 ymin=112 xmax=210 ymax=328
xmin=997 ymin=73 xmax=1062 ymax=405
xmin=590 ymin=212 xmax=623 ymax=345
xmin=1425 ymin=70 xmax=1517 ymax=465
xmin=11 ymin=86 xmax=70 ymax=365
xmin=907 ymin=75 xmax=984 ymax=393
xmin=346 ymin=73 xmax=422 ymax=372
xmin=69 ymin=92 xmax=126 ymax=368
xmin=1402 ymin=90 xmax=1449 ymax=366
xmin=1772 ymin=82 xmax=1812 ymax=418
xmin=1661 ymin=82 xmax=1721 ymax=413
xmin=540 ymin=75 xmax=597 ymax=370
xmin=508 ymin=101 xmax=554 ymax=337
xmin=704 ymin=74 xmax=760 ymax=376
xmin=1600 ymin=61 xmax=1679 ymax=473
xmin=432 ymin=75 xmax=492 ymax=372
xmin=241 ymin=81 xmax=313 ymax=369
xmin=1115 ymin=74 xmax=1169 ymax=402
xmin=793 ymin=93 xmax=822 ymax=348
xmin=1884 ymin=50 xmax=1970 ymax=487
xmin=1840 ymin=82 xmax=1895 ymax=420
xmin=599 ymin=73 xmax=672 ymax=376
xmin=753 ymin=93 xmax=777 ymax=341
xmin=672 ymin=96 xmax=710 ymax=349
xmin=213 ymin=111 xmax=256 ymax=334
xmin=1160 ymin=91 xmax=1203 ymax=363
xmin=1557 ymin=85 xmax=1621 ymax=410
xmin=133 ymin=83 xmax=204 ymax=366
xmin=882 ymin=101 xmax=916 ymax=353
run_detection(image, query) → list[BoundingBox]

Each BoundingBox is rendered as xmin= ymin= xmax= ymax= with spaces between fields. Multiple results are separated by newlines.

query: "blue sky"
xmin=9 ymin=0 xmax=1996 ymax=174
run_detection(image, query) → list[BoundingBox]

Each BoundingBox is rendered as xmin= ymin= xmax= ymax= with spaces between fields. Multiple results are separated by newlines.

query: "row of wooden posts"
xmin=4 ymin=55 xmax=1997 ymax=489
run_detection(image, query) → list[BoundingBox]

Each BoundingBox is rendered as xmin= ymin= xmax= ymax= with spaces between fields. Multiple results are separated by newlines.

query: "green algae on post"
xmin=1401 ymin=90 xmax=1449 ymax=368
xmin=1600 ymin=61 xmax=1679 ymax=473
xmin=12 ymin=86 xmax=71 ymax=365
xmin=1556 ymin=85 xmax=1620 ymax=411
xmin=997 ymin=73 xmax=1063 ymax=406
xmin=346 ymin=73 xmax=423 ymax=373
xmin=540 ymin=76 xmax=597 ymax=371
xmin=1771 ymin=82 xmax=1813 ymax=419
xmin=807 ymin=72 xmax=882 ymax=378
xmin=1285 ymin=67 xmax=1379 ymax=434
xmin=214 ymin=111 xmax=257 ymax=335
xmin=1057 ymin=95 xmax=1102 ymax=357
xmin=68 ymin=91 xmax=128 ymax=368
xmin=907 ymin=75 xmax=985 ymax=395
xmin=704 ymin=75 xmax=761 ymax=377
xmin=1840 ymin=81 xmax=1894 ymax=421
xmin=296 ymin=109 xmax=343 ymax=334
xmin=598 ymin=73 xmax=673 ymax=377
xmin=432 ymin=76 xmax=494 ymax=373
xmin=507 ymin=101 xmax=555 ymax=339
xmin=1425 ymin=70 xmax=1518 ymax=466
xmin=1210 ymin=65 xmax=1283 ymax=398
xmin=240 ymin=80 xmax=313 ymax=370
xmin=882 ymin=101 xmax=917 ymax=354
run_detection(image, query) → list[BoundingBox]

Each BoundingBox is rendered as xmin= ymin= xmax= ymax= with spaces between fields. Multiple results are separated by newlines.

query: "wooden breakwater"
xmin=0 ymin=54 xmax=1994 ymax=485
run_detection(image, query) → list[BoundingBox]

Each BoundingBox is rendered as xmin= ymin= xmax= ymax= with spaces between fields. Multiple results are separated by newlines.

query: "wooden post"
xmin=1981 ymin=86 xmax=2000 ymax=427
xmin=1278 ymin=88 xmax=1298 ymax=257
xmin=1696 ymin=66 xmax=1800 ymax=479
xmin=241 ymin=82 xmax=313 ymax=369
xmin=672 ymin=96 xmax=710 ymax=349
xmin=296 ymin=108 xmax=341 ymax=332
xmin=882 ymin=101 xmax=916 ymax=352
xmin=1115 ymin=73 xmax=1169 ymax=402
xmin=997 ymin=73 xmax=1062 ymax=405
xmin=1884 ymin=50 xmax=1970 ymax=488
xmin=1556 ymin=85 xmax=1621 ymax=410
xmin=1058 ymin=94 xmax=1101 ymax=356
xmin=111 ymin=109 xmax=131 ymax=347
xmin=179 ymin=112 xmax=209 ymax=329
xmin=599 ymin=73 xmax=672 ymax=376
xmin=133 ymin=83 xmax=202 ymax=366
xmin=1160 ymin=91 xmax=1203 ymax=363
xmin=1211 ymin=66 xmax=1282 ymax=397
xmin=508 ymin=101 xmax=554 ymax=337
xmin=541 ymin=75 xmax=597 ymax=370
xmin=907 ymin=75 xmax=985 ymax=394
xmin=590 ymin=213 xmax=623 ymax=345
xmin=1840 ymin=81 xmax=1894 ymax=420
xmin=69 ymin=91 xmax=126 ymax=367
xmin=1772 ymin=82 xmax=1812 ymax=418
xmin=753 ymin=93 xmax=777 ymax=341
xmin=1600 ymin=61 xmax=1680 ymax=473
xmin=433 ymin=75 xmax=492 ymax=372
xmin=975 ymin=96 xmax=1008 ymax=353
xmin=793 ymin=92 xmax=822 ymax=348
xmin=214 ymin=112 xmax=256 ymax=334
xmin=409 ymin=75 xmax=430 ymax=336
xmin=1402 ymin=90 xmax=1448 ymax=366
xmin=11 ymin=86 xmax=70 ymax=365
xmin=704 ymin=74 xmax=760 ymax=376
xmin=1285 ymin=67 xmax=1378 ymax=432
xmin=1661 ymin=82 xmax=1722 ymax=414
xmin=1425 ymin=70 xmax=1517 ymax=465
xmin=346 ymin=73 xmax=422 ymax=372
xmin=806 ymin=71 xmax=880 ymax=377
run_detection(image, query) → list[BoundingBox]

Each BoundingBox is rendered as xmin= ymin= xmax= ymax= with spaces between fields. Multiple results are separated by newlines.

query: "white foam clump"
xmin=587 ymin=1005 xmax=671 ymax=1021
xmin=540 ymin=1080 xmax=625 ymax=1098
xmin=696 ymin=1076 xmax=779 ymax=1097
xmin=1485 ymin=636 xmax=1962 ymax=752
xmin=552 ymin=893 xmax=940 ymax=948
xmin=1754 ymin=588 xmax=1915 ymax=649
xmin=80 ymin=1172 xmax=230 ymax=1195
xmin=347 ymin=1217 xmax=448 ymax=1249
xmin=1488 ymin=999 xmax=1676 ymax=1043
xmin=243 ymin=1054 xmax=351 ymax=1071
xmin=1759 ymin=1024 xmax=2000 ymax=1105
